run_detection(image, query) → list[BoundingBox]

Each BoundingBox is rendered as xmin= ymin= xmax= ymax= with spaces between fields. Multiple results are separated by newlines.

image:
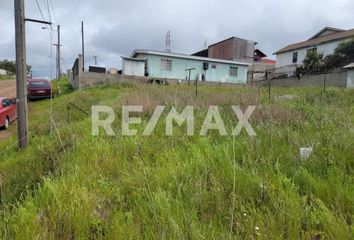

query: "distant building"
xmin=0 ymin=69 xmax=7 ymax=76
xmin=122 ymin=49 xmax=251 ymax=84
xmin=122 ymin=57 xmax=146 ymax=77
xmin=274 ymin=27 xmax=354 ymax=74
xmin=193 ymin=38 xmax=276 ymax=82
xmin=192 ymin=36 xmax=256 ymax=62
xmin=343 ymin=63 xmax=354 ymax=88
xmin=253 ymin=49 xmax=267 ymax=62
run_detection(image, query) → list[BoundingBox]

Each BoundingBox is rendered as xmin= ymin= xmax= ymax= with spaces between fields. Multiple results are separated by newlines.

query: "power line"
xmin=50 ymin=0 xmax=57 ymax=23
xmin=34 ymin=0 xmax=45 ymax=22
xmin=72 ymin=0 xmax=81 ymax=22
xmin=45 ymin=0 xmax=52 ymax=23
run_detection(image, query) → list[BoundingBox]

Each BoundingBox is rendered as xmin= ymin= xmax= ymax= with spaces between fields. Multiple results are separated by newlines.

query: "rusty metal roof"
xmin=274 ymin=28 xmax=354 ymax=55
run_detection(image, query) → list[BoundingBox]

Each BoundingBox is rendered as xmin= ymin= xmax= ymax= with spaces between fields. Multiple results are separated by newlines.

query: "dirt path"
xmin=0 ymin=79 xmax=16 ymax=141
xmin=0 ymin=79 xmax=16 ymax=97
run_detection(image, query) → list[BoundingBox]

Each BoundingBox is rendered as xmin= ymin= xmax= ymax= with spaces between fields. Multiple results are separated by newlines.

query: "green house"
xmin=123 ymin=49 xmax=251 ymax=84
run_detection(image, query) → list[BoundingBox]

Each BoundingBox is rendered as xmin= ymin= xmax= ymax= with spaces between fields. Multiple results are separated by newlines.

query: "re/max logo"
xmin=91 ymin=105 xmax=256 ymax=137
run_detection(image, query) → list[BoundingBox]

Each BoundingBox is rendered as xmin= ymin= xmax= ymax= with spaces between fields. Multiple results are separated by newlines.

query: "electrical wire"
xmin=34 ymin=0 xmax=46 ymax=21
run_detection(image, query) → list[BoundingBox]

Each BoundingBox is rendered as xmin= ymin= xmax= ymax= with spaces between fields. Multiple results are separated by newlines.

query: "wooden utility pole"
xmin=81 ymin=21 xmax=85 ymax=71
xmin=14 ymin=0 xmax=28 ymax=149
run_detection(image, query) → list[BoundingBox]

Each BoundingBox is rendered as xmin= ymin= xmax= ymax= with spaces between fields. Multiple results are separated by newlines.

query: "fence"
xmin=249 ymin=66 xmax=348 ymax=88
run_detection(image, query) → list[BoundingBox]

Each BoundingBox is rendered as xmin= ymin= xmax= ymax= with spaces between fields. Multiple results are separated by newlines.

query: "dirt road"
xmin=0 ymin=79 xmax=16 ymax=141
xmin=0 ymin=79 xmax=16 ymax=97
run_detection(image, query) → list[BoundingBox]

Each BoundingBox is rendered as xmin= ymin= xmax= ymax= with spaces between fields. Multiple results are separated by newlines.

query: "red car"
xmin=27 ymin=79 xmax=53 ymax=100
xmin=0 ymin=97 xmax=17 ymax=130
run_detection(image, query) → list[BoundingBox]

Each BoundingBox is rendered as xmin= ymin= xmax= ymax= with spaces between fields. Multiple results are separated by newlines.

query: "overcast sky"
xmin=0 ymin=0 xmax=353 ymax=78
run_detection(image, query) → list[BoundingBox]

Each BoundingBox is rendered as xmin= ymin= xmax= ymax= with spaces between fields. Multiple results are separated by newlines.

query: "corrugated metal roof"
xmin=274 ymin=28 xmax=354 ymax=55
xmin=343 ymin=63 xmax=354 ymax=69
xmin=130 ymin=49 xmax=252 ymax=66
xmin=121 ymin=56 xmax=146 ymax=62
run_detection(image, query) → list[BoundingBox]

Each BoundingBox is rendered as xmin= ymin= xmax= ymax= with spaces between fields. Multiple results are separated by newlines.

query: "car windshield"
xmin=29 ymin=81 xmax=51 ymax=88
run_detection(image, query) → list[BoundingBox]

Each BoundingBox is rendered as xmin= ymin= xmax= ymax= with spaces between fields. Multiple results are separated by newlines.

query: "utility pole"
xmin=14 ymin=0 xmax=51 ymax=149
xmin=53 ymin=25 xmax=61 ymax=79
xmin=57 ymin=25 xmax=61 ymax=79
xmin=93 ymin=56 xmax=97 ymax=66
xmin=14 ymin=0 xmax=28 ymax=149
xmin=165 ymin=31 xmax=171 ymax=53
xmin=81 ymin=21 xmax=85 ymax=71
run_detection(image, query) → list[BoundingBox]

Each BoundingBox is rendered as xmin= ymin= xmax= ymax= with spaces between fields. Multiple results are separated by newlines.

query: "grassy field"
xmin=0 ymin=78 xmax=353 ymax=239
xmin=0 ymin=75 xmax=14 ymax=80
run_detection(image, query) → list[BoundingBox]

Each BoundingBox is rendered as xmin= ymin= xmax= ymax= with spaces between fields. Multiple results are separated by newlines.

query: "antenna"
xmin=165 ymin=31 xmax=171 ymax=53
xmin=204 ymin=40 xmax=208 ymax=49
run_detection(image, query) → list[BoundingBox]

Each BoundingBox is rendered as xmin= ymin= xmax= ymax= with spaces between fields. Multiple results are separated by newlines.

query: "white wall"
xmin=0 ymin=69 xmax=6 ymax=75
xmin=276 ymin=38 xmax=351 ymax=69
xmin=122 ymin=60 xmax=145 ymax=77
xmin=347 ymin=69 xmax=354 ymax=88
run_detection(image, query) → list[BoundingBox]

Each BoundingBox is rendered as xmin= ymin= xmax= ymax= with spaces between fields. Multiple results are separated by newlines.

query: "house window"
xmin=211 ymin=64 xmax=217 ymax=69
xmin=292 ymin=52 xmax=298 ymax=63
xmin=307 ymin=47 xmax=317 ymax=53
xmin=229 ymin=66 xmax=238 ymax=77
xmin=161 ymin=59 xmax=172 ymax=71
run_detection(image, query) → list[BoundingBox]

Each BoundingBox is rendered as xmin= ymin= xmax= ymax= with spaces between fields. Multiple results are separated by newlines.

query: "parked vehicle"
xmin=0 ymin=97 xmax=17 ymax=130
xmin=27 ymin=79 xmax=53 ymax=100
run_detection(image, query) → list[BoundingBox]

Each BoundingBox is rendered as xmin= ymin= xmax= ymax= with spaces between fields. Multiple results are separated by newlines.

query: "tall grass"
xmin=0 ymin=80 xmax=353 ymax=239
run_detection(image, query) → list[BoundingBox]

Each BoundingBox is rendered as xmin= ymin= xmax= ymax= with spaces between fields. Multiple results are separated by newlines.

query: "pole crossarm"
xmin=24 ymin=18 xmax=52 ymax=25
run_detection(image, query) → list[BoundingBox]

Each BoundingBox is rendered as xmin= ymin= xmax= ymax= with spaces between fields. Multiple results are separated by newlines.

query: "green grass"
xmin=0 ymin=79 xmax=353 ymax=239
xmin=0 ymin=76 xmax=14 ymax=80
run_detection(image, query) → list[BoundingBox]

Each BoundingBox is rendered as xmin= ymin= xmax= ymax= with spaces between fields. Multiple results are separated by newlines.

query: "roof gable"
xmin=254 ymin=49 xmax=267 ymax=58
xmin=309 ymin=27 xmax=344 ymax=40
xmin=274 ymin=27 xmax=354 ymax=55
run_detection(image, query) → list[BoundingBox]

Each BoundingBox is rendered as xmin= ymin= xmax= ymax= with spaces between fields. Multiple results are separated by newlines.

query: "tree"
xmin=0 ymin=59 xmax=16 ymax=73
xmin=297 ymin=51 xmax=325 ymax=74
xmin=0 ymin=59 xmax=32 ymax=74
xmin=325 ymin=39 xmax=354 ymax=69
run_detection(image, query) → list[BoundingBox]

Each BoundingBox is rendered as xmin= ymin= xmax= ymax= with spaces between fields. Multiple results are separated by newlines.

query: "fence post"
xmin=67 ymin=104 xmax=70 ymax=124
xmin=323 ymin=66 xmax=327 ymax=94
xmin=266 ymin=70 xmax=271 ymax=100
xmin=195 ymin=75 xmax=198 ymax=101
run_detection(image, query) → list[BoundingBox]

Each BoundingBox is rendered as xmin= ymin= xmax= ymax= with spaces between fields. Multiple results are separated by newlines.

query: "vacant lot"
xmin=0 ymin=79 xmax=16 ymax=97
xmin=0 ymin=79 xmax=353 ymax=239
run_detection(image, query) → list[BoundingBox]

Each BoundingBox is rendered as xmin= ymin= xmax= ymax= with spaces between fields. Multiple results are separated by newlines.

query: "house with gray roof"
xmin=274 ymin=27 xmax=354 ymax=75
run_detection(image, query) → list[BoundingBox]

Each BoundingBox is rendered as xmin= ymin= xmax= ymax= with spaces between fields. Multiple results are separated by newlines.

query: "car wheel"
xmin=4 ymin=117 xmax=10 ymax=129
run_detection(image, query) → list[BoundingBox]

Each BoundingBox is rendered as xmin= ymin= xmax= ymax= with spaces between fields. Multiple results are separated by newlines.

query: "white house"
xmin=0 ymin=69 xmax=7 ymax=76
xmin=274 ymin=27 xmax=354 ymax=75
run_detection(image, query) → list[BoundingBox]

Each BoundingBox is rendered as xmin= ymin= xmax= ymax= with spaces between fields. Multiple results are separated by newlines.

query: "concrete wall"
xmin=122 ymin=59 xmax=145 ymax=76
xmin=276 ymin=38 xmax=352 ymax=69
xmin=78 ymin=72 xmax=121 ymax=89
xmin=254 ymin=71 xmax=348 ymax=87
xmin=70 ymin=54 xmax=122 ymax=90
xmin=145 ymin=54 xmax=248 ymax=84
xmin=347 ymin=69 xmax=354 ymax=88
